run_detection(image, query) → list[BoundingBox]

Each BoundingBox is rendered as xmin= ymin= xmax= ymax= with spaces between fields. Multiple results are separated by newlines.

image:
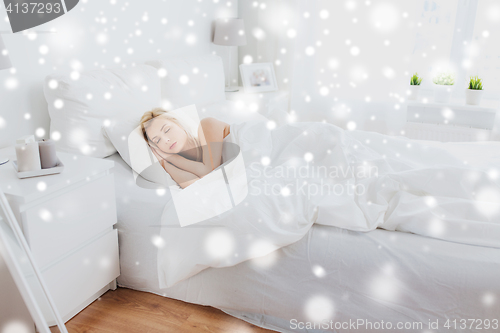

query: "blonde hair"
xmin=140 ymin=107 xmax=202 ymax=162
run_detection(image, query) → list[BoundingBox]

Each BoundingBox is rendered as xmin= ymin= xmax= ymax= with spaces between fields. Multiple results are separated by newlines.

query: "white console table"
xmin=404 ymin=100 xmax=499 ymax=142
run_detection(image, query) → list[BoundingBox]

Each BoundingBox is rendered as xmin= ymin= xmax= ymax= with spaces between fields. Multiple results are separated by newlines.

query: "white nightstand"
xmin=0 ymin=147 xmax=120 ymax=325
xmin=225 ymin=86 xmax=290 ymax=126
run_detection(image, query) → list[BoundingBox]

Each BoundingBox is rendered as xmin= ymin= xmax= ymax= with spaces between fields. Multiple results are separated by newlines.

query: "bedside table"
xmin=0 ymin=147 xmax=120 ymax=325
xmin=225 ymin=86 xmax=290 ymax=126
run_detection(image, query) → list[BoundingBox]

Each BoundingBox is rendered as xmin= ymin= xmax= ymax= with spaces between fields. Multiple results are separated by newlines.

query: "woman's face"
xmin=145 ymin=117 xmax=187 ymax=154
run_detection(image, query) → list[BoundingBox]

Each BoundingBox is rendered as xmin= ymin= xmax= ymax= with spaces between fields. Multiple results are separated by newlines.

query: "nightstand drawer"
xmin=41 ymin=228 xmax=119 ymax=322
xmin=24 ymin=174 xmax=117 ymax=268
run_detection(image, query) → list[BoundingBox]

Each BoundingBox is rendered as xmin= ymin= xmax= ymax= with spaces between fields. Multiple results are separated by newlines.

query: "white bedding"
xmin=156 ymin=119 xmax=500 ymax=288
xmin=109 ymin=112 xmax=500 ymax=331
xmin=108 ymin=152 xmax=500 ymax=332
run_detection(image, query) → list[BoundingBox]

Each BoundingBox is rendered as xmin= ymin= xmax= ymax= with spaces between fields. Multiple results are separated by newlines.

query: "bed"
xmin=107 ymin=140 xmax=500 ymax=333
xmin=43 ymin=54 xmax=500 ymax=333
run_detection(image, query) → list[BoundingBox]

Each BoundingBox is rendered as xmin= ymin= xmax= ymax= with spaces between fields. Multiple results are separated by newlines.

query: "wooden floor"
xmin=50 ymin=287 xmax=275 ymax=333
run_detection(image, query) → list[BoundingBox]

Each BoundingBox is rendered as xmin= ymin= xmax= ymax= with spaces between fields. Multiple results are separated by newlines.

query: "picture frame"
xmin=239 ymin=63 xmax=278 ymax=93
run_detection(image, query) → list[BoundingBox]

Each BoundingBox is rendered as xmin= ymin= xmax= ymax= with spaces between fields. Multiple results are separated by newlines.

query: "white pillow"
xmin=145 ymin=54 xmax=225 ymax=109
xmin=44 ymin=64 xmax=161 ymax=158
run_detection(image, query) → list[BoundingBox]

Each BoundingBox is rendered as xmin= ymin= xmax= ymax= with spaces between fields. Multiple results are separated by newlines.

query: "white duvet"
xmin=157 ymin=119 xmax=500 ymax=288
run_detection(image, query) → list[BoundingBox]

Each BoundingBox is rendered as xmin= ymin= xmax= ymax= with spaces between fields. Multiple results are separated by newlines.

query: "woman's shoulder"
xmin=200 ymin=117 xmax=226 ymax=127
xmin=199 ymin=117 xmax=230 ymax=139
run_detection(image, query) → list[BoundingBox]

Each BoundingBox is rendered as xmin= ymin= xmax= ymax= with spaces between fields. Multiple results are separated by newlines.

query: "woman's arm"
xmin=168 ymin=117 xmax=228 ymax=178
xmin=161 ymin=160 xmax=200 ymax=189
xmin=151 ymin=147 xmax=199 ymax=188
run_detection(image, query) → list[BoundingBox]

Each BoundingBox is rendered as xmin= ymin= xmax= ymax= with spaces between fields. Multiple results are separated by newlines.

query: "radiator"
xmin=404 ymin=122 xmax=492 ymax=142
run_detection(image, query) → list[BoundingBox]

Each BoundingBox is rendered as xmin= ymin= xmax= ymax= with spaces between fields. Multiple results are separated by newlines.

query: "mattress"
xmin=106 ymin=152 xmax=500 ymax=333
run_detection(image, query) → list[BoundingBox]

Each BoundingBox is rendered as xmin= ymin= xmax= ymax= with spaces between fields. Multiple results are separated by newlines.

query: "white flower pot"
xmin=433 ymin=84 xmax=453 ymax=103
xmin=407 ymin=85 xmax=421 ymax=101
xmin=465 ymin=89 xmax=484 ymax=106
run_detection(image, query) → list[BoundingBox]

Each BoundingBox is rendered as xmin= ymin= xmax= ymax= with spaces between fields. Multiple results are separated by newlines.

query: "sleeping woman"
xmin=140 ymin=108 xmax=231 ymax=188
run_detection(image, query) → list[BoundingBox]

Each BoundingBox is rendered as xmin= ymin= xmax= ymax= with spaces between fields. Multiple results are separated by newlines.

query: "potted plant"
xmin=408 ymin=72 xmax=422 ymax=101
xmin=465 ymin=76 xmax=484 ymax=105
xmin=432 ymin=71 xmax=455 ymax=103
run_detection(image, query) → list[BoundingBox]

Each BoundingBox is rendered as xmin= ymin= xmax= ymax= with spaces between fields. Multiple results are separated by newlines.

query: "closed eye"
xmin=157 ymin=128 xmax=169 ymax=144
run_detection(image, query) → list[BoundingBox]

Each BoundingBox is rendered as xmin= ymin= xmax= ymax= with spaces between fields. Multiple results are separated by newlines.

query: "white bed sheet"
xmin=107 ymin=151 xmax=500 ymax=333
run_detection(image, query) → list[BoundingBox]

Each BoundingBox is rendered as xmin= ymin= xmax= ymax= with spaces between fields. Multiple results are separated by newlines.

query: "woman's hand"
xmin=151 ymin=146 xmax=174 ymax=164
xmin=151 ymin=146 xmax=200 ymax=188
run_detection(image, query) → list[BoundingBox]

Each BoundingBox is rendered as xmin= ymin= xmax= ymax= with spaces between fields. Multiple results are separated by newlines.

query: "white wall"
xmin=239 ymin=0 xmax=500 ymax=136
xmin=238 ymin=0 xmax=298 ymax=92
xmin=0 ymin=0 xmax=238 ymax=149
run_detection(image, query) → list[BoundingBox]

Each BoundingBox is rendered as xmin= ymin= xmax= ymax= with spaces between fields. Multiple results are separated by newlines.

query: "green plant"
xmin=468 ymin=76 xmax=483 ymax=90
xmin=432 ymin=71 xmax=455 ymax=85
xmin=410 ymin=73 xmax=422 ymax=85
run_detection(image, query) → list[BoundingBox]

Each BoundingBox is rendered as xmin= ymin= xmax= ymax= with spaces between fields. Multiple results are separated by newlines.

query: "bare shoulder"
xmin=199 ymin=117 xmax=229 ymax=142
xmin=200 ymin=117 xmax=227 ymax=129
